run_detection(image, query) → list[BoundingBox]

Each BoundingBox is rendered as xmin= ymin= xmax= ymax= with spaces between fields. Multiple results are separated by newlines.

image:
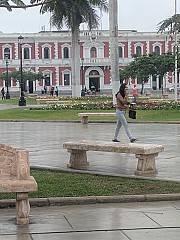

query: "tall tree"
xmin=31 ymin=0 xmax=108 ymax=97
xmin=109 ymin=0 xmax=118 ymax=104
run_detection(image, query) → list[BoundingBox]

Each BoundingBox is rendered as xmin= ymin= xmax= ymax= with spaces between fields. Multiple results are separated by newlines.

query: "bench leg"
xmin=135 ymin=153 xmax=158 ymax=175
xmin=67 ymin=149 xmax=89 ymax=168
xmin=81 ymin=116 xmax=89 ymax=124
xmin=16 ymin=193 xmax=30 ymax=225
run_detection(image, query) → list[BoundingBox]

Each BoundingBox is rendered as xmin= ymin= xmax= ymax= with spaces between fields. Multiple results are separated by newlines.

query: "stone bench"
xmin=162 ymin=93 xmax=169 ymax=99
xmin=145 ymin=92 xmax=152 ymax=97
xmin=78 ymin=112 xmax=116 ymax=124
xmin=0 ymin=144 xmax=37 ymax=225
xmin=63 ymin=140 xmax=164 ymax=176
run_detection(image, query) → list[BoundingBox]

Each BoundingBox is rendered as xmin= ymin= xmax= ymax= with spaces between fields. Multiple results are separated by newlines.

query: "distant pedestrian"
xmin=55 ymin=86 xmax=58 ymax=97
xmin=1 ymin=87 xmax=5 ymax=100
xmin=44 ymin=85 xmax=47 ymax=94
xmin=50 ymin=86 xmax=54 ymax=97
xmin=132 ymin=84 xmax=138 ymax=103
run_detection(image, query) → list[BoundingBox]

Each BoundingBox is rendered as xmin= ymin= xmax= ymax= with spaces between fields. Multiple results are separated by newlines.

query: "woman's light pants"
xmin=113 ymin=109 xmax=133 ymax=140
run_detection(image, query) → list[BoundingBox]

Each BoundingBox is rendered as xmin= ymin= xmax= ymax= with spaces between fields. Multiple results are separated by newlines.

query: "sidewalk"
xmin=0 ymin=200 xmax=180 ymax=239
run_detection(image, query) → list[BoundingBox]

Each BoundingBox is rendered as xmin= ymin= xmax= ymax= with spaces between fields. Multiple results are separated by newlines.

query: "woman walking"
xmin=112 ymin=83 xmax=137 ymax=143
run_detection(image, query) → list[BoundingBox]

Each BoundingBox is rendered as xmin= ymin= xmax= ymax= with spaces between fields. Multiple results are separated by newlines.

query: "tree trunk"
xmin=109 ymin=0 xmax=120 ymax=104
xmin=71 ymin=26 xmax=81 ymax=98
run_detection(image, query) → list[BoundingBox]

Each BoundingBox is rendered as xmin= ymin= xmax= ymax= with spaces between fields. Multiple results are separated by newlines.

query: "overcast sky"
xmin=0 ymin=0 xmax=179 ymax=34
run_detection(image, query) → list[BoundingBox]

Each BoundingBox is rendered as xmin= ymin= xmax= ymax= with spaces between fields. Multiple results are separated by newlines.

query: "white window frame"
xmin=118 ymin=43 xmax=125 ymax=58
xmin=62 ymin=70 xmax=71 ymax=86
xmin=22 ymin=44 xmax=32 ymax=60
xmin=42 ymin=44 xmax=52 ymax=60
xmin=152 ymin=42 xmax=162 ymax=55
xmin=134 ymin=42 xmax=144 ymax=55
xmin=61 ymin=44 xmax=71 ymax=59
xmin=3 ymin=44 xmax=12 ymax=59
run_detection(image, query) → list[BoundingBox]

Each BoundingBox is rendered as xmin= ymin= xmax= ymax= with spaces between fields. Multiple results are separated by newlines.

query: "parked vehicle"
xmin=168 ymin=85 xmax=180 ymax=92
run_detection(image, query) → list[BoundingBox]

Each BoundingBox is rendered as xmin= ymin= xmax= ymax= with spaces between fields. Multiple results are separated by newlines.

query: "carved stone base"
xmin=16 ymin=193 xmax=30 ymax=225
xmin=135 ymin=153 xmax=158 ymax=175
xmin=81 ymin=116 xmax=88 ymax=124
xmin=67 ymin=149 xmax=89 ymax=168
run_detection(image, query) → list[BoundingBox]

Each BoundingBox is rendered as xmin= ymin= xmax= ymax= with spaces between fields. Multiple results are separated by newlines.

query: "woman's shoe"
xmin=112 ymin=139 xmax=120 ymax=142
xmin=130 ymin=138 xmax=138 ymax=143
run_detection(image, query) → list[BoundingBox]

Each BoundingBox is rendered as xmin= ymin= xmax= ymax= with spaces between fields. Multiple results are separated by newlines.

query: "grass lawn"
xmin=0 ymin=170 xmax=180 ymax=200
xmin=0 ymin=108 xmax=179 ymax=122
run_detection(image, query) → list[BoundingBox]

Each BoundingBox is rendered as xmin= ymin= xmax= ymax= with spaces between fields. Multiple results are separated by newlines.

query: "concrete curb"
xmin=1 ymin=194 xmax=180 ymax=209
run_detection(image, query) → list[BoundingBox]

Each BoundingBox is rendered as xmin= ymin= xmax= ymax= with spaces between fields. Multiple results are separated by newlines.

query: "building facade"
xmin=0 ymin=30 xmax=176 ymax=94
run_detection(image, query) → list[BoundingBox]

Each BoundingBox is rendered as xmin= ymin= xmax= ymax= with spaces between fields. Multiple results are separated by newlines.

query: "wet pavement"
xmin=0 ymin=104 xmax=179 ymax=239
xmin=0 ymin=201 xmax=180 ymax=240
xmin=0 ymin=121 xmax=179 ymax=181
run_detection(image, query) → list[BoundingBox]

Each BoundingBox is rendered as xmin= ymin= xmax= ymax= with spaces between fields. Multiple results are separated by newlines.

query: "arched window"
xmin=136 ymin=46 xmax=142 ymax=55
xmin=119 ymin=46 xmax=123 ymax=58
xmin=24 ymin=47 xmax=30 ymax=59
xmin=89 ymin=70 xmax=99 ymax=76
xmin=90 ymin=47 xmax=97 ymax=58
xmin=4 ymin=47 xmax=10 ymax=59
xmin=44 ymin=47 xmax=50 ymax=59
xmin=63 ymin=47 xmax=69 ymax=59
xmin=154 ymin=46 xmax=160 ymax=55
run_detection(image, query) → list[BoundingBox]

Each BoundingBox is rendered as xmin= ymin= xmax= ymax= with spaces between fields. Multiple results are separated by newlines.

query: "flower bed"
xmin=30 ymin=100 xmax=179 ymax=111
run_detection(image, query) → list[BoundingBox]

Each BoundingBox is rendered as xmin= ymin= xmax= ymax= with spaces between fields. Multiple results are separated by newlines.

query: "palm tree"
xmin=31 ymin=0 xmax=108 ymax=97
xmin=0 ymin=0 xmax=25 ymax=10
xmin=157 ymin=14 xmax=180 ymax=35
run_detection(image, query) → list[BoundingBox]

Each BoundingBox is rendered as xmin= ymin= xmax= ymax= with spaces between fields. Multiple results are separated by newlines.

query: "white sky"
xmin=0 ymin=0 xmax=179 ymax=34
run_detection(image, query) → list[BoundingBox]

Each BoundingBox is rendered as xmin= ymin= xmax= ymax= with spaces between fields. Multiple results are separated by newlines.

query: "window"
xmin=154 ymin=46 xmax=160 ymax=55
xmin=119 ymin=46 xmax=123 ymax=58
xmin=89 ymin=70 xmax=99 ymax=76
xmin=90 ymin=47 xmax=97 ymax=58
xmin=64 ymin=73 xmax=70 ymax=85
xmin=136 ymin=46 xmax=142 ymax=55
xmin=44 ymin=74 xmax=50 ymax=86
xmin=63 ymin=47 xmax=69 ymax=59
xmin=24 ymin=47 xmax=30 ymax=59
xmin=44 ymin=47 xmax=50 ymax=59
xmin=4 ymin=48 xmax=10 ymax=59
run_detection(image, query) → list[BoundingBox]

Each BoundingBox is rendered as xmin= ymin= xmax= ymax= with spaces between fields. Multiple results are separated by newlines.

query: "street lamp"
xmin=18 ymin=35 xmax=26 ymax=106
xmin=81 ymin=58 xmax=85 ymax=96
xmin=4 ymin=51 xmax=10 ymax=99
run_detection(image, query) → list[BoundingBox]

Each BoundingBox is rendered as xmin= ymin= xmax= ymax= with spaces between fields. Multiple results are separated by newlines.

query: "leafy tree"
xmin=30 ymin=0 xmax=108 ymax=97
xmin=123 ymin=52 xmax=175 ymax=94
xmin=119 ymin=69 xmax=129 ymax=83
xmin=124 ymin=55 xmax=154 ymax=84
xmin=0 ymin=70 xmax=44 ymax=89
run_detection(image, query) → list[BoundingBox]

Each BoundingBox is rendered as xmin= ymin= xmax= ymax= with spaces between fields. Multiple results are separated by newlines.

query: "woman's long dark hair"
xmin=115 ymin=83 xmax=127 ymax=98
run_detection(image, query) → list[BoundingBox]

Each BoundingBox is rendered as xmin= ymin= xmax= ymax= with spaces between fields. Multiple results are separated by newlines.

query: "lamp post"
xmin=18 ymin=35 xmax=26 ymax=106
xmin=81 ymin=58 xmax=85 ymax=96
xmin=4 ymin=52 xmax=10 ymax=99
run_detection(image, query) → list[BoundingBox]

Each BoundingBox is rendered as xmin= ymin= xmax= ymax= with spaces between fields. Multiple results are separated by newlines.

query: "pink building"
xmin=0 ymin=30 xmax=176 ymax=94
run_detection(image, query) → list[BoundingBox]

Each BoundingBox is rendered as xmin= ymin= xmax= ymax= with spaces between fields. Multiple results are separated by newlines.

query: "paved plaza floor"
xmin=0 ymin=117 xmax=179 ymax=239
xmin=0 ymin=200 xmax=180 ymax=240
xmin=0 ymin=121 xmax=179 ymax=181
